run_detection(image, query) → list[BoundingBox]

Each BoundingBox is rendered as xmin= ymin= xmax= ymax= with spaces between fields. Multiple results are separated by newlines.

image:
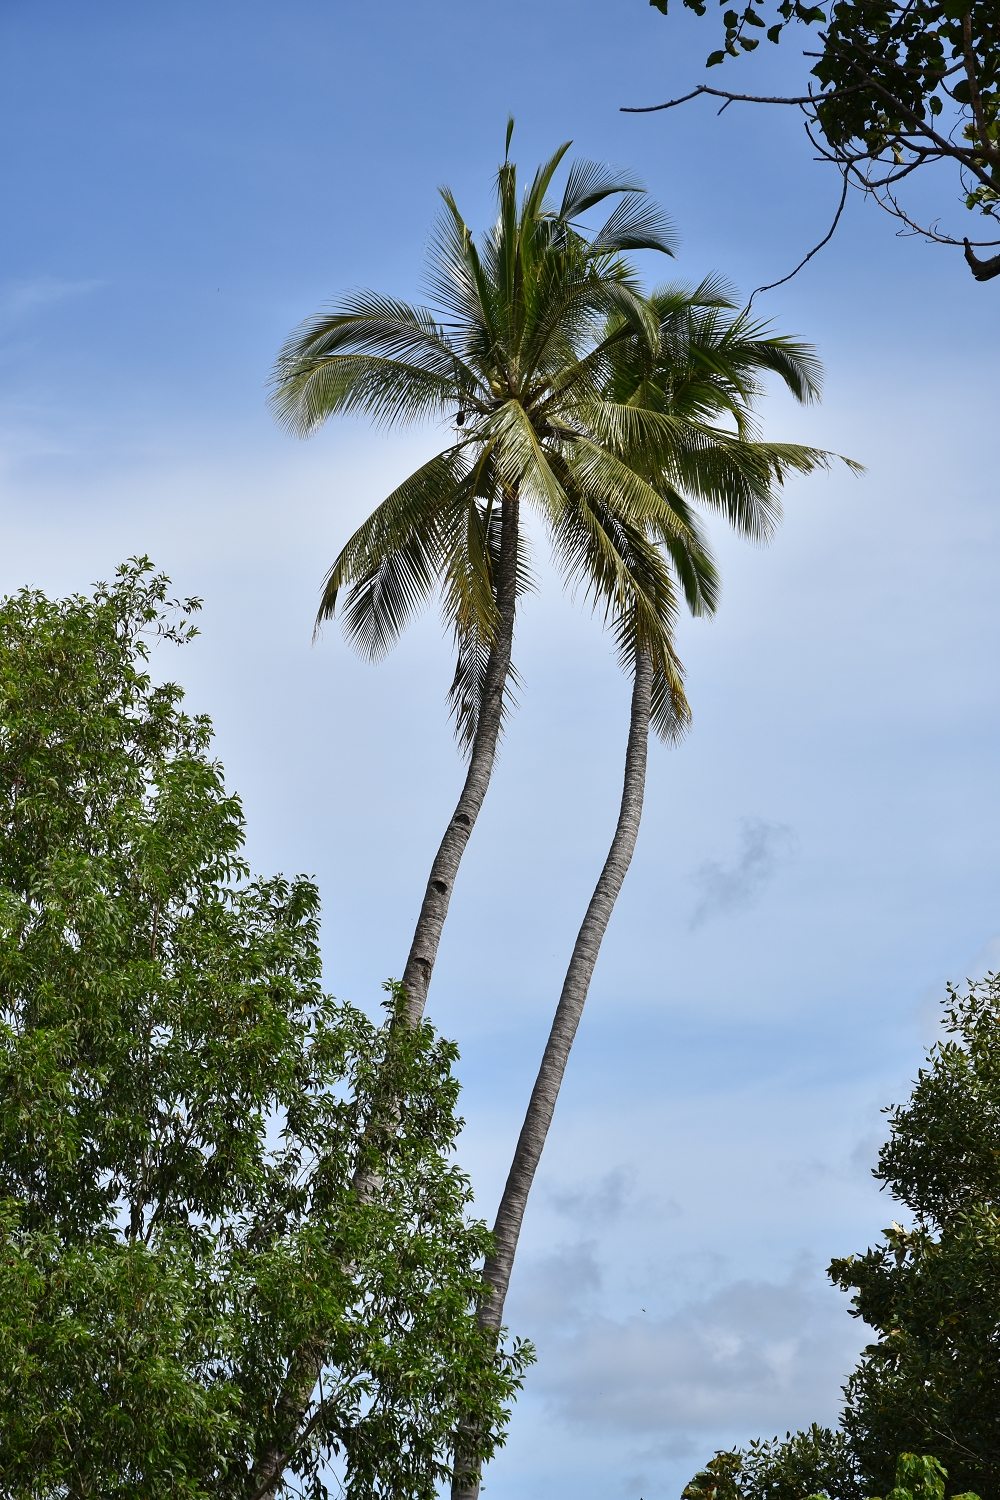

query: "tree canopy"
xmin=833 ymin=975 xmax=1000 ymax=1499
xmin=682 ymin=973 xmax=1000 ymax=1500
xmin=0 ymin=559 xmax=527 ymax=1500
xmin=635 ymin=0 xmax=1000 ymax=279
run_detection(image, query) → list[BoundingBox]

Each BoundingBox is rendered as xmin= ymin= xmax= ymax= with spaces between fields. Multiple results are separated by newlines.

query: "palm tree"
xmin=270 ymin=127 xmax=702 ymax=1025
xmin=451 ymin=285 xmax=855 ymax=1500
xmin=258 ymin=147 xmax=716 ymax=1500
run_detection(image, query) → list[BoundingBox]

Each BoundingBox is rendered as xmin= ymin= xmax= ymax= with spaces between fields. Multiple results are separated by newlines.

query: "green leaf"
xmin=0 ymin=564 xmax=532 ymax=1500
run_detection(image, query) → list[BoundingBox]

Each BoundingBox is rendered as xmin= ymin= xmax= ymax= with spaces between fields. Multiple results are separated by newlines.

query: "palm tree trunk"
xmin=451 ymin=649 xmax=654 ymax=1500
xmin=399 ymin=490 xmax=520 ymax=1024
xmin=245 ymin=495 xmax=520 ymax=1500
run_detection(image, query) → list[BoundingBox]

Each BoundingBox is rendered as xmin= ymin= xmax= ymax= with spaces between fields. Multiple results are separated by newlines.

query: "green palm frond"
xmin=316 ymin=448 xmax=469 ymax=655
xmin=558 ymin=160 xmax=645 ymax=222
xmin=589 ymin=194 xmax=678 ymax=257
xmin=649 ymin=646 xmax=692 ymax=743
xmin=274 ymin=132 xmax=852 ymax=756
xmin=444 ymin=501 xmax=531 ymax=752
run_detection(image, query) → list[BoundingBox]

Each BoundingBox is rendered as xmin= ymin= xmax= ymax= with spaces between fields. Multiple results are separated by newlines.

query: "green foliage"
xmin=648 ymin=0 xmax=1000 ymax=246
xmin=684 ymin=1450 xmax=746 ymax=1500
xmin=683 ymin=977 xmax=1000 ymax=1500
xmin=271 ymin=136 xmax=836 ymax=751
xmin=681 ymin=1440 xmax=981 ymax=1500
xmin=739 ymin=1425 xmax=864 ymax=1500
xmin=682 ymin=1427 xmax=864 ymax=1500
xmin=868 ymin=1451 xmax=980 ymax=1500
xmin=0 ymin=559 xmax=529 ymax=1499
xmin=832 ymin=976 xmax=1000 ymax=1500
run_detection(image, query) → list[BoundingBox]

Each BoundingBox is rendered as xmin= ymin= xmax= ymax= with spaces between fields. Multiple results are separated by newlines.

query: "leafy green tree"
xmin=683 ymin=974 xmax=1000 ymax=1500
xmin=682 ymin=1439 xmax=979 ymax=1500
xmin=685 ymin=1449 xmax=749 ymax=1500
xmin=451 ymin=286 xmax=844 ymax=1498
xmin=682 ymin=1428 xmax=863 ymax=1500
xmin=633 ymin=0 xmax=1000 ymax=279
xmin=0 ymin=560 xmax=528 ymax=1500
xmin=832 ymin=975 xmax=1000 ymax=1500
xmin=870 ymin=1452 xmax=980 ymax=1500
xmin=739 ymin=1425 xmax=865 ymax=1500
xmin=270 ymin=128 xmax=709 ymax=1027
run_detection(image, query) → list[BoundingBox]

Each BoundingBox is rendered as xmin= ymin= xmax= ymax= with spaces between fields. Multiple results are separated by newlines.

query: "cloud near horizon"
xmin=528 ymin=1262 xmax=864 ymax=1444
xmin=690 ymin=819 xmax=797 ymax=930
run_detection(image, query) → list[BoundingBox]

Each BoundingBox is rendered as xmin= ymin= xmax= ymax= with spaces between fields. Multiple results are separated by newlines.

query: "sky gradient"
xmin=1 ymin=3 xmax=997 ymax=1497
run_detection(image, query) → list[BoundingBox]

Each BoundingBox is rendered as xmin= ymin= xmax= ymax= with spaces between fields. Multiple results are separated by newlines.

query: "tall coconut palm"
xmin=271 ymin=129 xmax=706 ymax=1026
xmin=258 ymin=148 xmax=718 ymax=1500
xmin=451 ymin=285 xmax=856 ymax=1500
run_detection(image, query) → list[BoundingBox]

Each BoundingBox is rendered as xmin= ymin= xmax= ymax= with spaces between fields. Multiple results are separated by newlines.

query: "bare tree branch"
xmin=745 ymin=169 xmax=849 ymax=311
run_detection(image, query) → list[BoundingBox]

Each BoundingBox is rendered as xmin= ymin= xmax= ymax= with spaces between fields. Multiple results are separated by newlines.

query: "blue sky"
xmin=1 ymin=3 xmax=998 ymax=1497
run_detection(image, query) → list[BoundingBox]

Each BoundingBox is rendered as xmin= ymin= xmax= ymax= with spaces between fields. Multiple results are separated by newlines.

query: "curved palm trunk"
xmin=245 ymin=496 xmax=520 ymax=1500
xmin=400 ymin=490 xmax=520 ymax=1024
xmin=451 ymin=650 xmax=654 ymax=1500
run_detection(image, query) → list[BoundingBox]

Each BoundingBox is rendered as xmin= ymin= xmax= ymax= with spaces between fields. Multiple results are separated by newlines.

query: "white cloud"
xmin=690 ymin=819 xmax=797 ymax=929
xmin=0 ymin=276 xmax=103 ymax=323
xmin=531 ymin=1264 xmax=863 ymax=1440
xmin=548 ymin=1168 xmax=636 ymax=1226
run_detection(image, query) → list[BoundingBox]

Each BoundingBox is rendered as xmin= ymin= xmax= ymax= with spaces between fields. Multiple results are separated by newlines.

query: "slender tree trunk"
xmin=399 ymin=489 xmax=520 ymax=1024
xmin=245 ymin=494 xmax=521 ymax=1500
xmin=451 ymin=650 xmax=654 ymax=1500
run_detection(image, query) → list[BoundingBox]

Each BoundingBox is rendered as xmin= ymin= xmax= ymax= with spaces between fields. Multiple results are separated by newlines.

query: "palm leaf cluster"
xmin=271 ymin=133 xmax=838 ymax=748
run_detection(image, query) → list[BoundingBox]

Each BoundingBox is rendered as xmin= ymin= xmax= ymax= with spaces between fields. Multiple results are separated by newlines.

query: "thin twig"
xmin=626 ymin=78 xmax=1000 ymax=255
xmin=745 ymin=169 xmax=850 ymax=312
xmin=622 ymin=82 xmax=846 ymax=112
xmin=876 ymin=184 xmax=1000 ymax=247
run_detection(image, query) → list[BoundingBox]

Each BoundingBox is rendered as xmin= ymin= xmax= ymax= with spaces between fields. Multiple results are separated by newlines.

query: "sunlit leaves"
xmin=0 ymin=564 xmax=529 ymax=1499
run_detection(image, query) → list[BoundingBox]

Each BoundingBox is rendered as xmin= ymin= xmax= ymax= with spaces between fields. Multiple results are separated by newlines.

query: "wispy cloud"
xmin=690 ymin=819 xmax=797 ymax=929
xmin=531 ymin=1265 xmax=861 ymax=1440
xmin=0 ymin=276 xmax=103 ymax=325
xmin=549 ymin=1168 xmax=634 ymax=1227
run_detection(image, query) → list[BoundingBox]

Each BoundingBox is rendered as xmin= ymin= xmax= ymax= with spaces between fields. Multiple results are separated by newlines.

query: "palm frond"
xmin=426 ymin=191 xmax=503 ymax=354
xmin=715 ymin=318 xmax=825 ymax=404
xmin=523 ymin=142 xmax=573 ymax=224
xmin=443 ymin=493 xmax=532 ymax=754
xmin=271 ymin=294 xmax=481 ymax=433
xmin=590 ymin=194 xmax=678 ymax=257
xmin=549 ymin=471 xmax=681 ymax=654
xmin=649 ymin=647 xmax=692 ymax=744
xmin=562 ymin=435 xmax=698 ymax=542
xmin=275 ymin=355 xmax=460 ymax=433
xmin=316 ymin=448 xmax=469 ymax=655
xmin=487 ymin=401 xmax=569 ymax=522
xmin=559 ymin=160 xmax=645 ymax=221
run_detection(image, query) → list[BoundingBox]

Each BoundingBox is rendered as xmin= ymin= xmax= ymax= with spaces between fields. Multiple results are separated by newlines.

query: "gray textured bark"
xmin=451 ymin=650 xmax=654 ymax=1500
xmin=399 ymin=491 xmax=520 ymax=1024
xmin=246 ymin=495 xmax=521 ymax=1500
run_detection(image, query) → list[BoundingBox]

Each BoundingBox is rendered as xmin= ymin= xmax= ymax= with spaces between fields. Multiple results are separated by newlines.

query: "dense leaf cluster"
xmin=0 ymin=560 xmax=528 ymax=1500
xmin=833 ymin=977 xmax=1000 ymax=1500
xmin=682 ymin=1426 xmax=864 ymax=1500
xmin=682 ymin=975 xmax=1000 ymax=1500
xmin=272 ymin=144 xmax=832 ymax=753
xmin=646 ymin=0 xmax=1000 ymax=272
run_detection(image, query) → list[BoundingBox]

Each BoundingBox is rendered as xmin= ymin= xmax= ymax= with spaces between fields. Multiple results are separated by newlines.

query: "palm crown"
xmin=273 ymin=134 xmax=703 ymax=746
xmin=272 ymin=137 xmax=838 ymax=752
